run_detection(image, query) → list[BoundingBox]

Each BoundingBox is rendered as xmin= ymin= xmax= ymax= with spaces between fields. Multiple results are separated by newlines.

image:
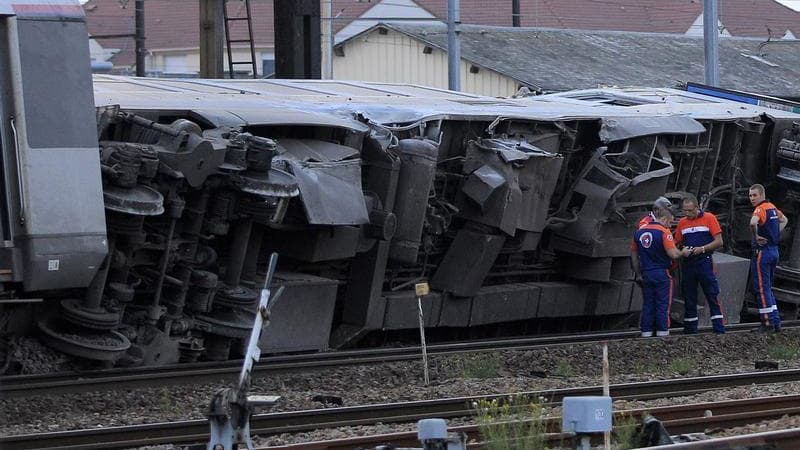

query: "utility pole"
xmin=703 ymin=0 xmax=719 ymax=86
xmin=447 ymin=0 xmax=460 ymax=91
xmin=199 ymin=0 xmax=224 ymax=78
xmin=134 ymin=0 xmax=145 ymax=76
xmin=321 ymin=0 xmax=333 ymax=79
xmin=274 ymin=0 xmax=321 ymax=79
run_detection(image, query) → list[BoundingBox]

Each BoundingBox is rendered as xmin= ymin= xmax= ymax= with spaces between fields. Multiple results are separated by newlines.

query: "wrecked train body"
xmin=3 ymin=2 xmax=800 ymax=367
xmin=40 ymin=78 xmax=800 ymax=364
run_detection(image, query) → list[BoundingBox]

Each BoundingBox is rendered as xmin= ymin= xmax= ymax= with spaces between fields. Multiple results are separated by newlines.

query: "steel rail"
xmin=263 ymin=407 xmax=800 ymax=450
xmin=644 ymin=428 xmax=800 ymax=449
xmin=2 ymin=320 xmax=793 ymax=398
xmin=4 ymin=371 xmax=800 ymax=450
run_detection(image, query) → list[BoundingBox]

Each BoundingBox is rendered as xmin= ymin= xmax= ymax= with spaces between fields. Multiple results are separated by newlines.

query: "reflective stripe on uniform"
xmin=684 ymin=317 xmax=699 ymax=322
xmin=641 ymin=331 xmax=654 ymax=337
xmin=710 ymin=315 xmax=724 ymax=320
xmin=758 ymin=306 xmax=777 ymax=313
xmin=656 ymin=330 xmax=670 ymax=336
xmin=681 ymin=225 xmax=710 ymax=234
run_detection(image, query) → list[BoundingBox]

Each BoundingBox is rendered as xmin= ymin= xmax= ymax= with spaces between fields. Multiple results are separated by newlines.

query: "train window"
xmin=16 ymin=19 xmax=96 ymax=149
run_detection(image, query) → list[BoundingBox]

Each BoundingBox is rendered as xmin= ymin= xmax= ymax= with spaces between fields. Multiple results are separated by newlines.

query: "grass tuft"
xmin=474 ymin=395 xmax=549 ymax=450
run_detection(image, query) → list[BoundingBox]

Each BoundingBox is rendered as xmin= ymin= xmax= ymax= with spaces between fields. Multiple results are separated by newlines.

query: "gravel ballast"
xmin=1 ymin=329 xmax=799 ymax=447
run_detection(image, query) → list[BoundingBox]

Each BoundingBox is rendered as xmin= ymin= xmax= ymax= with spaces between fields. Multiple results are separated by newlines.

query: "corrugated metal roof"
xmin=363 ymin=23 xmax=800 ymax=98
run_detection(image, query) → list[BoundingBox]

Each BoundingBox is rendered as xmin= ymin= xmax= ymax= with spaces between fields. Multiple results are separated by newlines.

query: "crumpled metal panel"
xmin=566 ymin=154 xmax=626 ymax=241
xmin=284 ymin=159 xmax=369 ymax=225
xmin=462 ymin=165 xmax=506 ymax=212
xmin=458 ymin=139 xmax=563 ymax=235
xmin=599 ymin=116 xmax=706 ymax=142
xmin=277 ymin=138 xmax=360 ymax=162
xmin=430 ymin=228 xmax=506 ymax=297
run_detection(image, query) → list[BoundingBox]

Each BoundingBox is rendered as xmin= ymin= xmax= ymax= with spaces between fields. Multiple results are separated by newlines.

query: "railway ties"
xmin=3 ymin=372 xmax=800 ymax=450
xmin=3 ymin=321 xmax=797 ymax=399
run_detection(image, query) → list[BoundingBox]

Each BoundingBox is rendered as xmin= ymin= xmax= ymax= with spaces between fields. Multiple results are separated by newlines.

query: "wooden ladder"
xmin=223 ymin=0 xmax=258 ymax=78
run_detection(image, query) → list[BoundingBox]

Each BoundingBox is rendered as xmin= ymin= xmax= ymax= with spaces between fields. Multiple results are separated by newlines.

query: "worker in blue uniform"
xmin=674 ymin=194 xmax=726 ymax=334
xmin=749 ymin=184 xmax=788 ymax=332
xmin=631 ymin=208 xmax=689 ymax=337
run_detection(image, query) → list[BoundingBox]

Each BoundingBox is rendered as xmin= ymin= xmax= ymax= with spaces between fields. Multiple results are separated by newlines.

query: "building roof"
xmin=355 ymin=22 xmax=800 ymax=98
xmin=85 ymin=0 xmax=800 ymax=70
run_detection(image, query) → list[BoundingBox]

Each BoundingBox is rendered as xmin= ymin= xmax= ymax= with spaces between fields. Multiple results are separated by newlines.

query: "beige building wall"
xmin=147 ymin=47 xmax=273 ymax=77
xmin=333 ymin=28 xmax=520 ymax=97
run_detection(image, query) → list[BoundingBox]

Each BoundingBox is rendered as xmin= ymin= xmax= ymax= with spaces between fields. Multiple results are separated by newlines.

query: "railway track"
xmin=3 ymin=370 xmax=800 ymax=450
xmin=2 ymin=321 xmax=792 ymax=398
xmin=264 ymin=394 xmax=800 ymax=450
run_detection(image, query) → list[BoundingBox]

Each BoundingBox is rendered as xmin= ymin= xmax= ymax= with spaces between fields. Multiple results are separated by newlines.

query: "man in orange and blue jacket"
xmin=749 ymin=184 xmax=788 ymax=333
xmin=674 ymin=194 xmax=726 ymax=334
xmin=631 ymin=208 xmax=688 ymax=337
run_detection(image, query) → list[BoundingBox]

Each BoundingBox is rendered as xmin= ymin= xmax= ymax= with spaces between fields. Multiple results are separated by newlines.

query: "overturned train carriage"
xmin=11 ymin=76 xmax=800 ymax=366
xmin=2 ymin=3 xmax=800 ymax=366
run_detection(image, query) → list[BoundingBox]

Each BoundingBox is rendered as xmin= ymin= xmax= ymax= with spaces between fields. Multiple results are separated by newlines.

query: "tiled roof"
xmin=85 ymin=0 xmax=800 ymax=68
xmin=373 ymin=22 xmax=800 ymax=97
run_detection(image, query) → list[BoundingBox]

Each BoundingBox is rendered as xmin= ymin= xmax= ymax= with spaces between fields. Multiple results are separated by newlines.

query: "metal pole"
xmin=328 ymin=3 xmax=335 ymax=79
xmin=703 ymin=0 xmax=719 ymax=86
xmin=135 ymin=0 xmax=145 ymax=77
xmin=321 ymin=0 xmax=333 ymax=79
xmin=512 ymin=0 xmax=520 ymax=27
xmin=199 ymin=0 xmax=225 ymax=79
xmin=417 ymin=296 xmax=429 ymax=385
xmin=134 ymin=0 xmax=147 ymax=77
xmin=447 ymin=0 xmax=461 ymax=91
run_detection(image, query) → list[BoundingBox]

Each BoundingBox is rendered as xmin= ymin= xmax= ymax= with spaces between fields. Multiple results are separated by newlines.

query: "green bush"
xmin=613 ymin=413 xmax=642 ymax=450
xmin=555 ymin=360 xmax=574 ymax=377
xmin=474 ymin=396 xmax=549 ymax=450
xmin=767 ymin=342 xmax=800 ymax=360
xmin=459 ymin=353 xmax=501 ymax=379
xmin=669 ymin=358 xmax=694 ymax=375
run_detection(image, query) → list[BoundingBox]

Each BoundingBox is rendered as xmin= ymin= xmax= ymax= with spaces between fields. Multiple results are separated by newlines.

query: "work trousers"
xmin=751 ymin=246 xmax=782 ymax=330
xmin=640 ymin=268 xmax=673 ymax=337
xmin=681 ymin=257 xmax=725 ymax=334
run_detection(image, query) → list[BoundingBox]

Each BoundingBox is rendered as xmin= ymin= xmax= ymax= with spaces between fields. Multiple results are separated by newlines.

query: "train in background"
xmin=2 ymin=1 xmax=800 ymax=370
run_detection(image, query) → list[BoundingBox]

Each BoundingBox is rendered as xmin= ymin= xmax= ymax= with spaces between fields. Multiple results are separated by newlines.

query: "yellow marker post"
xmin=415 ymin=282 xmax=430 ymax=385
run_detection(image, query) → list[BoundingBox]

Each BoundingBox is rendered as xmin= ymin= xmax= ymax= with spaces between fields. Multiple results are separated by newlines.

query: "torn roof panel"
xmin=599 ymin=116 xmax=706 ymax=142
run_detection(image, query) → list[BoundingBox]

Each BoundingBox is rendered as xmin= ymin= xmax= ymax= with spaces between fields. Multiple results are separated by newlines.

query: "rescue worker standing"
xmin=749 ymin=184 xmax=787 ymax=332
xmin=631 ymin=209 xmax=687 ymax=337
xmin=674 ymin=194 xmax=726 ymax=334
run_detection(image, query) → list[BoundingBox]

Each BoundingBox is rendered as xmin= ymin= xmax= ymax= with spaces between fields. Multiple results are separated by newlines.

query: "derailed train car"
xmin=1 ymin=1 xmax=800 ymax=368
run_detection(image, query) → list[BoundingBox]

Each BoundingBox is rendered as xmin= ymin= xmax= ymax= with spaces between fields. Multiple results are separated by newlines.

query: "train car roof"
xmin=93 ymin=76 xmax=800 ymax=140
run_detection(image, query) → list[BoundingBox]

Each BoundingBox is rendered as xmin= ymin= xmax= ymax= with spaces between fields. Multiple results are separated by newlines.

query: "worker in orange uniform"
xmin=674 ymin=194 xmax=725 ymax=334
xmin=631 ymin=208 xmax=689 ymax=337
xmin=749 ymin=184 xmax=788 ymax=333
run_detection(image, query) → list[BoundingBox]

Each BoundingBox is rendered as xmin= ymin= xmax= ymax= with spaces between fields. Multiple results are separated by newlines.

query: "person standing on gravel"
xmin=631 ymin=208 xmax=688 ymax=337
xmin=749 ymin=184 xmax=787 ymax=333
xmin=674 ymin=194 xmax=726 ymax=334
